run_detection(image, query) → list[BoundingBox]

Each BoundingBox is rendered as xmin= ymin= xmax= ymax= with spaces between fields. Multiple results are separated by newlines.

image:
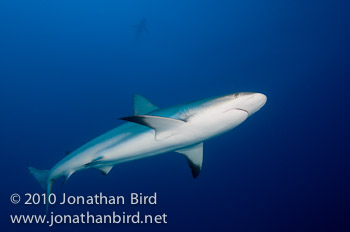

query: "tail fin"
xmin=29 ymin=167 xmax=49 ymax=191
xmin=29 ymin=167 xmax=53 ymax=213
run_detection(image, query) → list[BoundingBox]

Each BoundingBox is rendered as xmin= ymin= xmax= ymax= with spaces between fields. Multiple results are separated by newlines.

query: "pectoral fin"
xmin=176 ymin=143 xmax=203 ymax=178
xmin=120 ymin=115 xmax=186 ymax=140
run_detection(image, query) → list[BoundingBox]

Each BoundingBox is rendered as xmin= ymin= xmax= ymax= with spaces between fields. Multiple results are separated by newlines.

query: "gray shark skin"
xmin=29 ymin=92 xmax=267 ymax=211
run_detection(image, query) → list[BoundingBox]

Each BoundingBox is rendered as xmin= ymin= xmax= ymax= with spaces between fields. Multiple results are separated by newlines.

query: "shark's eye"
xmin=234 ymin=93 xmax=240 ymax=98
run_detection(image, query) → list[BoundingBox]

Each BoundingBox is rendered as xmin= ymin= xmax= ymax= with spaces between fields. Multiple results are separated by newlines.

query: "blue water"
xmin=1 ymin=0 xmax=348 ymax=231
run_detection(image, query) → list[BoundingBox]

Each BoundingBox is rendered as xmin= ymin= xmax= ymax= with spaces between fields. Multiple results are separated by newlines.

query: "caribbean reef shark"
xmin=29 ymin=92 xmax=266 ymax=211
xmin=132 ymin=18 xmax=148 ymax=39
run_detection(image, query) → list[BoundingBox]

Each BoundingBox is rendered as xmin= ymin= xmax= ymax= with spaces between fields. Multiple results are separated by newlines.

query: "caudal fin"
xmin=29 ymin=167 xmax=53 ymax=213
xmin=29 ymin=167 xmax=50 ymax=191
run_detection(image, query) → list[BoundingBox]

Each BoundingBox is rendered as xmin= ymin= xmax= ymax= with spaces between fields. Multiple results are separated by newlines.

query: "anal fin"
xmin=61 ymin=171 xmax=74 ymax=186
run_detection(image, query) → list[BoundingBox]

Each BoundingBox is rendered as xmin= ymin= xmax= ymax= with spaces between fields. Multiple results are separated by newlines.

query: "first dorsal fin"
xmin=120 ymin=115 xmax=186 ymax=140
xmin=176 ymin=143 xmax=203 ymax=178
xmin=133 ymin=94 xmax=159 ymax=115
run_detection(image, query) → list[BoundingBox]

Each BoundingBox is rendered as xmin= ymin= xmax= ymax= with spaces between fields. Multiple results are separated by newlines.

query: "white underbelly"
xmin=100 ymin=129 xmax=200 ymax=164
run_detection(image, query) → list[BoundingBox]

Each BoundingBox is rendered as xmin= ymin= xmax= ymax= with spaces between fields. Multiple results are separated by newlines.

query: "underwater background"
xmin=0 ymin=0 xmax=348 ymax=231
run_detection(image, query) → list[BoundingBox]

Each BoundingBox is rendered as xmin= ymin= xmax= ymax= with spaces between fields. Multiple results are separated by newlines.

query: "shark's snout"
xmin=255 ymin=93 xmax=267 ymax=108
xmin=236 ymin=92 xmax=267 ymax=116
xmin=250 ymin=93 xmax=266 ymax=115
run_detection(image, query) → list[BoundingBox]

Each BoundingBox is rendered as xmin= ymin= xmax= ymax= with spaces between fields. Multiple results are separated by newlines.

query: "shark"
xmin=29 ymin=92 xmax=267 ymax=211
xmin=132 ymin=18 xmax=148 ymax=39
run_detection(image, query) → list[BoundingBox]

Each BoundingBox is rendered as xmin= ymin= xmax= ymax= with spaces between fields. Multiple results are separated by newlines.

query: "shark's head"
xmin=209 ymin=92 xmax=267 ymax=117
xmin=227 ymin=92 xmax=267 ymax=116
xmin=187 ymin=92 xmax=267 ymax=138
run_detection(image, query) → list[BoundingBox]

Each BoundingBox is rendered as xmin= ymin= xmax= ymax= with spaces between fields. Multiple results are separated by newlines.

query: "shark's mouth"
xmin=223 ymin=108 xmax=249 ymax=116
xmin=234 ymin=108 xmax=249 ymax=114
